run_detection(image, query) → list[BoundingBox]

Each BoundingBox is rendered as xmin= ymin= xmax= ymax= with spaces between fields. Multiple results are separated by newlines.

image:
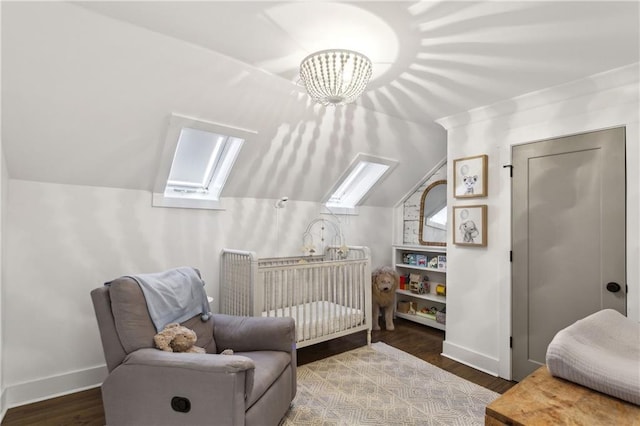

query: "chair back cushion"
xmin=109 ymin=277 xmax=157 ymax=353
xmin=108 ymin=277 xmax=216 ymax=354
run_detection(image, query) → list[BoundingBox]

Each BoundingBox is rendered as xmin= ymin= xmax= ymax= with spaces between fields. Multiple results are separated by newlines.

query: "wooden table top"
xmin=485 ymin=366 xmax=640 ymax=426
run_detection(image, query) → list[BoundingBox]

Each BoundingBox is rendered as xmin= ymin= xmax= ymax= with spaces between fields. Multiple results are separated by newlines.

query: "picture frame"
xmin=453 ymin=154 xmax=488 ymax=198
xmin=453 ymin=205 xmax=487 ymax=246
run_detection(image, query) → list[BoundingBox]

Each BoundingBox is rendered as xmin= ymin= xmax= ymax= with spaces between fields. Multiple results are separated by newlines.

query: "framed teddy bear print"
xmin=453 ymin=205 xmax=487 ymax=246
xmin=453 ymin=154 xmax=488 ymax=198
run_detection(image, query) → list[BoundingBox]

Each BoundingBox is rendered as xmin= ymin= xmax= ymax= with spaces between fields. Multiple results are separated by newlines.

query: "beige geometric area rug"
xmin=281 ymin=342 xmax=499 ymax=425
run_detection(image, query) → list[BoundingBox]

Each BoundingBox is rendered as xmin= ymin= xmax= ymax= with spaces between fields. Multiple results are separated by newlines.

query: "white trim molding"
xmin=442 ymin=340 xmax=500 ymax=377
xmin=4 ymin=365 xmax=107 ymax=410
xmin=436 ymin=62 xmax=640 ymax=130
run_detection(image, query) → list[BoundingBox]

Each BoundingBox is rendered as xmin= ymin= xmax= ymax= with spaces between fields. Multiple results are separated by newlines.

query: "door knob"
xmin=606 ymin=282 xmax=621 ymax=293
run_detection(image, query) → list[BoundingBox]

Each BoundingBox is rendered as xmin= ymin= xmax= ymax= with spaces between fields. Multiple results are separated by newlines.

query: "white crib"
xmin=220 ymin=246 xmax=372 ymax=348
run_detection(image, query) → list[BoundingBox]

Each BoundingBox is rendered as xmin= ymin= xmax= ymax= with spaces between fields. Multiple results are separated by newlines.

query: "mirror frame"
xmin=418 ymin=179 xmax=447 ymax=246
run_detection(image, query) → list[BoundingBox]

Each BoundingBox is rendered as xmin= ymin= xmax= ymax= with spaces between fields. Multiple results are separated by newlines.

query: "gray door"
xmin=511 ymin=127 xmax=626 ymax=382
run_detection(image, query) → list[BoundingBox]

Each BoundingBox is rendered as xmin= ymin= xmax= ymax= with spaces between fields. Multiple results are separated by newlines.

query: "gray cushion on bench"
xmin=546 ymin=309 xmax=640 ymax=405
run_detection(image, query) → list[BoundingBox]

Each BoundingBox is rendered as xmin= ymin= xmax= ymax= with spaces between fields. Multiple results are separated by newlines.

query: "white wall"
xmin=437 ymin=63 xmax=640 ymax=379
xmin=2 ymin=180 xmax=393 ymax=407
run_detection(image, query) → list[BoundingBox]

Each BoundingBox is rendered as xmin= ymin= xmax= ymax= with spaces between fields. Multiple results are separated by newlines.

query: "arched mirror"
xmin=419 ymin=180 xmax=447 ymax=246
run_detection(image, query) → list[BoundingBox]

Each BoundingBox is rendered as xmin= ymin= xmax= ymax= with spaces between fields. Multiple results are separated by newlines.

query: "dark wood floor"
xmin=2 ymin=318 xmax=514 ymax=425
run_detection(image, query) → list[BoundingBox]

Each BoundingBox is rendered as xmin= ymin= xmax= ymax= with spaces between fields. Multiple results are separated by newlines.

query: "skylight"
xmin=153 ymin=114 xmax=255 ymax=210
xmin=325 ymin=154 xmax=397 ymax=213
xmin=165 ymin=127 xmax=243 ymax=201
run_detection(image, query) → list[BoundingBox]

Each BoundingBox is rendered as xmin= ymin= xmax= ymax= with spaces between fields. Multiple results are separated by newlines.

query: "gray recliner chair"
xmin=91 ymin=272 xmax=296 ymax=426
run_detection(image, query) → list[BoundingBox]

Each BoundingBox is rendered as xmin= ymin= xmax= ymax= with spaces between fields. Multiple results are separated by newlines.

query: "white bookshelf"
xmin=393 ymin=245 xmax=447 ymax=331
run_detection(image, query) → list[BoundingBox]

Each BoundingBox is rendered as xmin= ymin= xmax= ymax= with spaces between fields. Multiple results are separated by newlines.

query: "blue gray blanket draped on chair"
xmin=118 ymin=266 xmax=211 ymax=332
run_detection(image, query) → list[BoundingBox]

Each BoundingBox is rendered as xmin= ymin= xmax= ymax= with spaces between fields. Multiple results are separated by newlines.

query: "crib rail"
xmin=258 ymin=254 xmax=326 ymax=268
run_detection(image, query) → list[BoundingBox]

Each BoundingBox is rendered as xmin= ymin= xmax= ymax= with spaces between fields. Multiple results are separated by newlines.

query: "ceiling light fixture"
xmin=299 ymin=49 xmax=372 ymax=106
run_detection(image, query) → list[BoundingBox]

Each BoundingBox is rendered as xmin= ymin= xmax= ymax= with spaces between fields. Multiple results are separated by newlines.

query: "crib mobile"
xmin=301 ymin=217 xmax=349 ymax=259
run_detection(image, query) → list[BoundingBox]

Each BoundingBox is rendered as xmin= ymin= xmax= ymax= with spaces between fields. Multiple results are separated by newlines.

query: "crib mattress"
xmin=262 ymin=301 xmax=364 ymax=342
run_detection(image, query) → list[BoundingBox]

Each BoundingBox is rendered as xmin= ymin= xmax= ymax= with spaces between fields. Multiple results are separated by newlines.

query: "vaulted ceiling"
xmin=2 ymin=1 xmax=638 ymax=206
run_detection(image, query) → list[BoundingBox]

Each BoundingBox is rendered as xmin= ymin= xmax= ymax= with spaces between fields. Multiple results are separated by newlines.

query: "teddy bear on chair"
xmin=372 ymin=266 xmax=400 ymax=331
xmin=154 ymin=323 xmax=206 ymax=353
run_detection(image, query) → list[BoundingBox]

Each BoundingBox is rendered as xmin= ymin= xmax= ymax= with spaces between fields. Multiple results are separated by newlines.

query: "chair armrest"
xmin=212 ymin=314 xmax=295 ymax=353
xmin=124 ymin=348 xmax=254 ymax=373
xmin=104 ymin=348 xmax=256 ymax=421
xmin=123 ymin=348 xmax=255 ymax=398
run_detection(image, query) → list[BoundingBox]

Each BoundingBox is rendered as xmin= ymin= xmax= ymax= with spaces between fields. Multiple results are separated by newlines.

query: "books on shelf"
xmin=401 ymin=252 xmax=446 ymax=270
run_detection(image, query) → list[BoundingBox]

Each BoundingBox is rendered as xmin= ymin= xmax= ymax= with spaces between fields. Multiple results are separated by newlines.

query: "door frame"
xmin=509 ymin=126 xmax=626 ymax=381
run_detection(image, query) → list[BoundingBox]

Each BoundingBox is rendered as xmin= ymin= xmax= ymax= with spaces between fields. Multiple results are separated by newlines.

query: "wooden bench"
xmin=485 ymin=366 xmax=640 ymax=426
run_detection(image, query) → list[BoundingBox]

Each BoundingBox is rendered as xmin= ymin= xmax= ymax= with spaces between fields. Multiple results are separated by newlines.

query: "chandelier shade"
xmin=299 ymin=49 xmax=372 ymax=106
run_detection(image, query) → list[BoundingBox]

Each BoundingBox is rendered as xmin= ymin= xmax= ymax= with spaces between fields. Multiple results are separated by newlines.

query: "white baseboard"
xmin=442 ymin=340 xmax=500 ymax=377
xmin=5 ymin=365 xmax=107 ymax=409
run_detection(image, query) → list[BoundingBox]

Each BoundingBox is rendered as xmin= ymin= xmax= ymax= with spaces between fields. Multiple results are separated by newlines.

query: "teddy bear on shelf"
xmin=154 ymin=323 xmax=206 ymax=354
xmin=372 ymin=266 xmax=400 ymax=331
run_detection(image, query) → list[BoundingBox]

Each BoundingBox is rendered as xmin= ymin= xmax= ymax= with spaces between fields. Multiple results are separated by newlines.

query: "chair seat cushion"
xmin=237 ymin=351 xmax=292 ymax=408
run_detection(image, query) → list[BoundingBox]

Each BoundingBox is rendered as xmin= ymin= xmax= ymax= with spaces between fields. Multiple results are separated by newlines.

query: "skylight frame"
xmin=323 ymin=153 xmax=397 ymax=215
xmin=152 ymin=114 xmax=256 ymax=210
